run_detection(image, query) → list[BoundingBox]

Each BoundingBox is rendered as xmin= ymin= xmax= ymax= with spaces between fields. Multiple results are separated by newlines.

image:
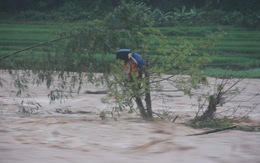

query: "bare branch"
xmin=187 ymin=126 xmax=237 ymax=136
xmin=0 ymin=34 xmax=79 ymax=62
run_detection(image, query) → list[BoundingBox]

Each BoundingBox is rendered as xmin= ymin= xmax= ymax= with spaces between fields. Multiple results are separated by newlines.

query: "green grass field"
xmin=0 ymin=23 xmax=259 ymax=78
xmin=0 ymin=23 xmax=58 ymax=55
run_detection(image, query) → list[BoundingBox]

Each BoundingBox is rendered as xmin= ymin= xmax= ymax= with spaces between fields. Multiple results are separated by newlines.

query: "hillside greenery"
xmin=1 ymin=0 xmax=259 ymax=29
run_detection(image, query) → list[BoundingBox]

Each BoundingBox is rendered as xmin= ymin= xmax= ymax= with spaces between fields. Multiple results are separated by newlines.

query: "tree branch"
xmin=187 ymin=126 xmax=237 ymax=136
xmin=0 ymin=34 xmax=79 ymax=62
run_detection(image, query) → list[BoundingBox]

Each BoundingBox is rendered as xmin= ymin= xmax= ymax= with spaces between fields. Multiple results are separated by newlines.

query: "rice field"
xmin=0 ymin=23 xmax=259 ymax=77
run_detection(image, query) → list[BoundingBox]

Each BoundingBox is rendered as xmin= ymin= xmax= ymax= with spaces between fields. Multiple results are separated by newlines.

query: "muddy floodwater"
xmin=0 ymin=73 xmax=259 ymax=163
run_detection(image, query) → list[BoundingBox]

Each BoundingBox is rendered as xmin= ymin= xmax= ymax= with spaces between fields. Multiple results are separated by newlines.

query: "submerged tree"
xmin=0 ymin=1 xmax=223 ymax=119
xmin=197 ymin=78 xmax=243 ymax=121
xmin=99 ymin=31 xmax=223 ymax=119
xmin=50 ymin=1 xmax=223 ymax=120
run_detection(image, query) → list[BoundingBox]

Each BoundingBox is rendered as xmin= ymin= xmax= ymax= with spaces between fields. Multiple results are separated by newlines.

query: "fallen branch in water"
xmin=84 ymin=90 xmax=107 ymax=94
xmin=171 ymin=115 xmax=178 ymax=123
xmin=187 ymin=125 xmax=237 ymax=136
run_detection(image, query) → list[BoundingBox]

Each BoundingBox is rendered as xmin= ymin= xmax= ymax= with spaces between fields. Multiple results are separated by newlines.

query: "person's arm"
xmin=130 ymin=56 xmax=138 ymax=64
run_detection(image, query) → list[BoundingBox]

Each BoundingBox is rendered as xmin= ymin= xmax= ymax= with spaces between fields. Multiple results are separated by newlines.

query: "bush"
xmin=199 ymin=9 xmax=226 ymax=25
xmin=11 ymin=10 xmax=51 ymax=21
xmin=242 ymin=12 xmax=260 ymax=29
xmin=7 ymin=1 xmax=106 ymax=22
xmin=151 ymin=9 xmax=174 ymax=26
xmin=187 ymin=118 xmax=233 ymax=129
xmin=54 ymin=1 xmax=88 ymax=21
xmin=220 ymin=11 xmax=243 ymax=26
xmin=148 ymin=7 xmax=259 ymax=29
xmin=104 ymin=1 xmax=154 ymax=29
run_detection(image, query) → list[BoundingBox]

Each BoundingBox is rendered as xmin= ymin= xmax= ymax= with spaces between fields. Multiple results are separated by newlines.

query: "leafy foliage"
xmin=2 ymin=0 xmax=259 ymax=29
xmin=104 ymin=1 xmax=153 ymax=28
xmin=0 ymin=1 xmax=246 ymax=120
xmin=96 ymin=28 xmax=223 ymax=119
xmin=187 ymin=117 xmax=233 ymax=129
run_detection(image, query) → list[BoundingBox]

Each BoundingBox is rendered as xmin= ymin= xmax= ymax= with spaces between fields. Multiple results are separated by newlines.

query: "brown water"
xmin=0 ymin=73 xmax=259 ymax=163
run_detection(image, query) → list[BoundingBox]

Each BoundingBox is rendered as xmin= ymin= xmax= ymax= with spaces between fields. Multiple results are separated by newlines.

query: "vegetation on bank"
xmin=1 ymin=0 xmax=259 ymax=29
xmin=1 ymin=1 xmax=259 ymax=77
xmin=1 ymin=23 xmax=259 ymax=78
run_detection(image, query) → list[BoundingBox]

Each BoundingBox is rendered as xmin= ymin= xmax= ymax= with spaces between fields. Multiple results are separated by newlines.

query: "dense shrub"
xmin=11 ymin=10 xmax=51 ymax=21
xmin=2 ymin=1 xmax=259 ymax=29
xmin=222 ymin=11 xmax=244 ymax=26
xmin=104 ymin=1 xmax=153 ymax=29
xmin=151 ymin=9 xmax=174 ymax=26
xmin=242 ymin=12 xmax=260 ymax=29
xmin=148 ymin=6 xmax=259 ymax=29
xmin=8 ymin=1 xmax=106 ymax=22
xmin=155 ymin=8 xmax=260 ymax=29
